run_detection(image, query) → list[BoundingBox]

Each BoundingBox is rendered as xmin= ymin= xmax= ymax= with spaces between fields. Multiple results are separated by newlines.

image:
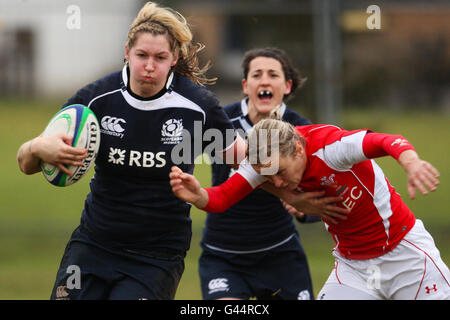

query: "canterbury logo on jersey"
xmin=101 ymin=116 xmax=126 ymax=138
xmin=208 ymin=278 xmax=229 ymax=294
xmin=108 ymin=147 xmax=166 ymax=168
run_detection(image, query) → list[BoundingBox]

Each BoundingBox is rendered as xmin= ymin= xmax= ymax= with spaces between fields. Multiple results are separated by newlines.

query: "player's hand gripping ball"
xmin=41 ymin=104 xmax=100 ymax=186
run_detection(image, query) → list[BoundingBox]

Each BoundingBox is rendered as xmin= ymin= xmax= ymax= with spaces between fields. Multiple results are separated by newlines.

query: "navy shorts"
xmin=199 ymin=234 xmax=314 ymax=300
xmin=50 ymin=225 xmax=185 ymax=300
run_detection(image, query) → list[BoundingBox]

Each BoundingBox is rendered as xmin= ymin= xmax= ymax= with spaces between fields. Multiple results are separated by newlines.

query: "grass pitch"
xmin=0 ymin=99 xmax=448 ymax=299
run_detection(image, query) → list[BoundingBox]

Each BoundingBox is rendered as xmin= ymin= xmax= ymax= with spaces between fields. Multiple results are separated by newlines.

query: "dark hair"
xmin=241 ymin=47 xmax=307 ymax=100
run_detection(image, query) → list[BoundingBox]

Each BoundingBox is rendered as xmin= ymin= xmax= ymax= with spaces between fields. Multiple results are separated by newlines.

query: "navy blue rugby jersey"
xmin=203 ymin=99 xmax=313 ymax=252
xmin=62 ymin=65 xmax=235 ymax=253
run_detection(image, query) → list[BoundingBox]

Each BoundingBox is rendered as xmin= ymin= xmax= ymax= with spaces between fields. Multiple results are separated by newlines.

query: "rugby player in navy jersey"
xmin=16 ymin=2 xmax=249 ymax=300
xmin=198 ymin=48 xmax=320 ymax=300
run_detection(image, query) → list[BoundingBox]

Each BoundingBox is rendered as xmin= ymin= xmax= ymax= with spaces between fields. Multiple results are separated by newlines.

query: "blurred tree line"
xmin=167 ymin=0 xmax=450 ymax=115
xmin=2 ymin=0 xmax=448 ymax=115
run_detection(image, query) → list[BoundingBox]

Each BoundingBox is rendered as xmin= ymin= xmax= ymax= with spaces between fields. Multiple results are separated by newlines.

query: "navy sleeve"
xmin=62 ymin=80 xmax=101 ymax=108
xmin=172 ymin=75 xmax=236 ymax=155
xmin=62 ymin=71 xmax=120 ymax=109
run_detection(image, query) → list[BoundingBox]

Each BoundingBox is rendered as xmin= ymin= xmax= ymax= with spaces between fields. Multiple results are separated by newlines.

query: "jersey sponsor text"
xmin=108 ymin=147 xmax=166 ymax=168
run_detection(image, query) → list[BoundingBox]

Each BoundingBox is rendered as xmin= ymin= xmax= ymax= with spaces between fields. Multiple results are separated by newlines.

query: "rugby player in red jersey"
xmin=170 ymin=119 xmax=449 ymax=300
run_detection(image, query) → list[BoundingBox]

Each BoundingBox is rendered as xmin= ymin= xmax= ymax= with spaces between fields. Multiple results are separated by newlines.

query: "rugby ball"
xmin=40 ymin=104 xmax=100 ymax=187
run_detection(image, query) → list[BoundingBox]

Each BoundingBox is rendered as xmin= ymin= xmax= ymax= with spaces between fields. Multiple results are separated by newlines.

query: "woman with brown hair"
xmin=198 ymin=47 xmax=319 ymax=300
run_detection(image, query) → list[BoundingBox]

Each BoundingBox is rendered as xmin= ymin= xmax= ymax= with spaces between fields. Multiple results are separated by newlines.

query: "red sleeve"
xmin=202 ymin=172 xmax=255 ymax=213
xmin=362 ymin=132 xmax=415 ymax=160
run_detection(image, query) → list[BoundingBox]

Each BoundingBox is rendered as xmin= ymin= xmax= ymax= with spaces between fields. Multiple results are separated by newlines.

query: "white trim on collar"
xmin=122 ymin=65 xmax=128 ymax=86
xmin=240 ymin=98 xmax=249 ymax=116
xmin=279 ymin=102 xmax=287 ymax=116
xmin=119 ymin=66 xmax=205 ymax=120
xmin=165 ymin=72 xmax=174 ymax=90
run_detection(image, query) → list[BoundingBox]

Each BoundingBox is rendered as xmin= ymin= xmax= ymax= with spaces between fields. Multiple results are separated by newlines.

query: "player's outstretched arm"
xmin=362 ymin=132 xmax=440 ymax=199
xmin=170 ymin=165 xmax=350 ymax=220
xmin=397 ymin=150 xmax=440 ymax=199
xmin=17 ymin=133 xmax=87 ymax=176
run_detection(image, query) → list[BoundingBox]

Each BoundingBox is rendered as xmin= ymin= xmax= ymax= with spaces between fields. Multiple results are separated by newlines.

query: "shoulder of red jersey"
xmin=295 ymin=124 xmax=370 ymax=154
xmin=295 ymin=124 xmax=343 ymax=140
xmin=295 ymin=124 xmax=372 ymax=171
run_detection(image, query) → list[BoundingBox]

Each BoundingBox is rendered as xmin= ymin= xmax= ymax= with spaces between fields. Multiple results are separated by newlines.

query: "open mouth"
xmin=258 ymin=90 xmax=273 ymax=100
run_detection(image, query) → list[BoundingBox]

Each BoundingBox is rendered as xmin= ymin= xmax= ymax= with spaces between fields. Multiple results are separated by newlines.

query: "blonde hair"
xmin=247 ymin=118 xmax=305 ymax=168
xmin=269 ymin=104 xmax=283 ymax=121
xmin=126 ymin=2 xmax=215 ymax=86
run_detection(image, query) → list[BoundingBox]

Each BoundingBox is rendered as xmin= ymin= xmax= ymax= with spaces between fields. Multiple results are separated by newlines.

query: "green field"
xmin=0 ymin=99 xmax=448 ymax=299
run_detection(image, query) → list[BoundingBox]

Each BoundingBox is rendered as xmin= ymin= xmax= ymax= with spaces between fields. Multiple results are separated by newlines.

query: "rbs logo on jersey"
xmin=108 ymin=147 xmax=166 ymax=168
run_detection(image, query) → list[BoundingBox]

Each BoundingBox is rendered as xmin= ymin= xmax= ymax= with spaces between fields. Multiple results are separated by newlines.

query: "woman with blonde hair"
xmin=170 ymin=118 xmax=450 ymax=300
xmin=17 ymin=2 xmax=246 ymax=300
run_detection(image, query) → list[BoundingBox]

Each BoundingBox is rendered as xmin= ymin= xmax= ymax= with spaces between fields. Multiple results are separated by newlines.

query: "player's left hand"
xmin=398 ymin=150 xmax=440 ymax=199
xmin=404 ymin=159 xmax=440 ymax=199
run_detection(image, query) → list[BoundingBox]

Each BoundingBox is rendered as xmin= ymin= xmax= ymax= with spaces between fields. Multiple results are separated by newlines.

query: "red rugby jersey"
xmin=294 ymin=124 xmax=415 ymax=259
xmin=203 ymin=124 xmax=416 ymax=259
